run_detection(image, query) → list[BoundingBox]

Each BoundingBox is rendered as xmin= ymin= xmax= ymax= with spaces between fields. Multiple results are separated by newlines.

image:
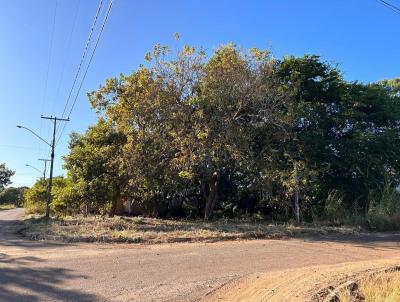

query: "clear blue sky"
xmin=0 ymin=0 xmax=399 ymax=187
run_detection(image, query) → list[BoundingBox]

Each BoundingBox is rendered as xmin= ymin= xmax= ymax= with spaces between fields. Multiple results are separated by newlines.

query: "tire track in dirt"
xmin=203 ymin=258 xmax=400 ymax=302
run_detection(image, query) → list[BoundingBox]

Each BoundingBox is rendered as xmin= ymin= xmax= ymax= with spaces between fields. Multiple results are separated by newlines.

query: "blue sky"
xmin=0 ymin=0 xmax=399 ymax=187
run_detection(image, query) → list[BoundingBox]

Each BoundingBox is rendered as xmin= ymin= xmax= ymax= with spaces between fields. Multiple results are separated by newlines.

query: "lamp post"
xmin=17 ymin=117 xmax=69 ymax=222
xmin=25 ymin=164 xmax=44 ymax=179
xmin=17 ymin=125 xmax=53 ymax=223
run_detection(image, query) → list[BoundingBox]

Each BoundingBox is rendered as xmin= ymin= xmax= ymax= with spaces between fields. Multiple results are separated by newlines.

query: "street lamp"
xmin=16 ymin=125 xmax=51 ymax=147
xmin=17 ymin=116 xmax=68 ymax=223
xmin=25 ymin=163 xmax=46 ymax=180
xmin=17 ymin=124 xmax=52 ymax=222
xmin=25 ymin=164 xmax=42 ymax=175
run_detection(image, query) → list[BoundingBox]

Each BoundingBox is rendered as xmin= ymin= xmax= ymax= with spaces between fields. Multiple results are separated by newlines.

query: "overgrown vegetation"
xmin=0 ymin=186 xmax=28 ymax=208
xmin=0 ymin=204 xmax=16 ymax=211
xmin=0 ymin=163 xmax=26 ymax=208
xmin=23 ymin=42 xmax=400 ymax=230
xmin=23 ymin=215 xmax=355 ymax=244
xmin=338 ymin=269 xmax=400 ymax=302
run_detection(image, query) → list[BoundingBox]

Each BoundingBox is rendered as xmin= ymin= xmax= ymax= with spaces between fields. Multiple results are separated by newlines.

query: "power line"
xmin=56 ymin=0 xmax=114 ymax=145
xmin=377 ymin=0 xmax=400 ymax=14
xmin=42 ymin=0 xmax=58 ymax=111
xmin=39 ymin=0 xmax=58 ymax=161
xmin=53 ymin=0 xmax=82 ymax=113
xmin=60 ymin=0 xmax=104 ymax=119
xmin=67 ymin=0 xmax=114 ymax=119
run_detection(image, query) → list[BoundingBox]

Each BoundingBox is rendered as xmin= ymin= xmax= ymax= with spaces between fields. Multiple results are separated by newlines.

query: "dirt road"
xmin=0 ymin=208 xmax=399 ymax=302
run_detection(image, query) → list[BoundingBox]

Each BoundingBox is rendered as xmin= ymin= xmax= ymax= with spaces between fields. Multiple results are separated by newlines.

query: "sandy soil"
xmin=0 ymin=208 xmax=399 ymax=302
xmin=203 ymin=259 xmax=400 ymax=302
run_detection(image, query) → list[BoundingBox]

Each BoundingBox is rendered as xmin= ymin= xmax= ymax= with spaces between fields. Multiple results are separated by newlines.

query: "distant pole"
xmin=38 ymin=158 xmax=50 ymax=180
xmin=41 ymin=116 xmax=69 ymax=223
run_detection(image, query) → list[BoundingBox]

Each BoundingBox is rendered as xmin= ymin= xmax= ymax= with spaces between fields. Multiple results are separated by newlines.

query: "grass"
xmin=0 ymin=204 xmax=16 ymax=211
xmin=22 ymin=215 xmax=357 ymax=244
xmin=337 ymin=269 xmax=400 ymax=302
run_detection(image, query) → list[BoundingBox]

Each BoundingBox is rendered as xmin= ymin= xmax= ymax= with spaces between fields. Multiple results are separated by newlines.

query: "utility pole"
xmin=38 ymin=158 xmax=50 ymax=180
xmin=41 ymin=116 xmax=69 ymax=222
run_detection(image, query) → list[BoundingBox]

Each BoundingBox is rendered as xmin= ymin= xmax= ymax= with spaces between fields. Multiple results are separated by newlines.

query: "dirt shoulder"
xmin=203 ymin=258 xmax=400 ymax=302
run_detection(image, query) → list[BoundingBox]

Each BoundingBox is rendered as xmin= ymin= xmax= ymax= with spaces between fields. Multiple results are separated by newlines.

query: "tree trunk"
xmin=109 ymin=190 xmax=123 ymax=217
xmin=294 ymin=162 xmax=300 ymax=223
xmin=204 ymin=171 xmax=220 ymax=220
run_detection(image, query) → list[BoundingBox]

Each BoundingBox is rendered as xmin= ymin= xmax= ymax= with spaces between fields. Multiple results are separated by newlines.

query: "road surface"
xmin=0 ymin=208 xmax=399 ymax=302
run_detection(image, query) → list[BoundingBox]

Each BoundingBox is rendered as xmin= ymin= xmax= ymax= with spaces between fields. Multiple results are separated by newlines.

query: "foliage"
xmin=24 ymin=177 xmax=67 ymax=215
xmin=0 ymin=163 xmax=14 ymax=190
xmin=0 ymin=186 xmax=28 ymax=207
xmin=23 ymin=42 xmax=400 ymax=227
xmin=61 ymin=120 xmax=126 ymax=216
xmin=366 ymin=176 xmax=400 ymax=231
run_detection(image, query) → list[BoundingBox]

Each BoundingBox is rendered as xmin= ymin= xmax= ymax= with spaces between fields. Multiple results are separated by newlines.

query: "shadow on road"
xmin=0 ymin=213 xmax=100 ymax=302
xmin=0 ymin=253 xmax=100 ymax=302
xmin=0 ymin=219 xmax=69 ymax=250
xmin=299 ymin=232 xmax=400 ymax=250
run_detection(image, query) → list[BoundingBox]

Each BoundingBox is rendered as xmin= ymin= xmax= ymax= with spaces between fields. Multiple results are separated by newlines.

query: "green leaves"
xmin=56 ymin=43 xmax=400 ymax=221
xmin=0 ymin=163 xmax=14 ymax=190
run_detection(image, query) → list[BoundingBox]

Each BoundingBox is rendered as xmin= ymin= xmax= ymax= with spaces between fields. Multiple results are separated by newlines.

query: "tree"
xmin=277 ymin=56 xmax=400 ymax=218
xmin=0 ymin=163 xmax=14 ymax=190
xmin=24 ymin=177 xmax=67 ymax=214
xmin=63 ymin=120 xmax=126 ymax=216
xmin=60 ymin=42 xmax=400 ymax=223
xmin=89 ymin=44 xmax=289 ymax=219
xmin=0 ymin=186 xmax=28 ymax=206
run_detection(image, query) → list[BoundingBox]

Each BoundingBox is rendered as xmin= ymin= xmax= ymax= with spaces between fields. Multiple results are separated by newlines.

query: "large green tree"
xmin=63 ymin=120 xmax=126 ymax=216
xmin=276 ymin=56 xmax=400 ymax=217
xmin=89 ymin=44 xmax=289 ymax=219
xmin=57 ymin=42 xmax=400 ymax=223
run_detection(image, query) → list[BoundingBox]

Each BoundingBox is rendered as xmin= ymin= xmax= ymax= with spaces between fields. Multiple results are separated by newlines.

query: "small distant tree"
xmin=24 ymin=177 xmax=66 ymax=214
xmin=0 ymin=186 xmax=28 ymax=207
xmin=0 ymin=163 xmax=14 ymax=190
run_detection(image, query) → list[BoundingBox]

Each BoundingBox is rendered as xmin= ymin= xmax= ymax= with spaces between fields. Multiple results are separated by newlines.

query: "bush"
xmin=24 ymin=179 xmax=47 ymax=214
xmin=324 ymin=189 xmax=346 ymax=223
xmin=366 ymin=177 xmax=400 ymax=231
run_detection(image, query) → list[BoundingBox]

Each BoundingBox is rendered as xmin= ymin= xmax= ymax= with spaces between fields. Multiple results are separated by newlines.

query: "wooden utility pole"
xmin=38 ymin=158 xmax=50 ymax=180
xmin=41 ymin=116 xmax=69 ymax=223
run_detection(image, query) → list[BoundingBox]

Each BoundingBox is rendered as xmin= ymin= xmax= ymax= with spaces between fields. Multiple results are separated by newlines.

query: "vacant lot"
xmin=22 ymin=215 xmax=358 ymax=244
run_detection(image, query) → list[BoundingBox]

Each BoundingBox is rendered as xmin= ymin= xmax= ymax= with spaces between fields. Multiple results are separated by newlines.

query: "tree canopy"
xmin=24 ymin=43 xmax=400 ymax=226
xmin=0 ymin=163 xmax=14 ymax=190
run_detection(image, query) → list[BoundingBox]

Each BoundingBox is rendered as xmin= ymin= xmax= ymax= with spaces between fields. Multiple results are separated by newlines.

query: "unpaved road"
xmin=0 ymin=208 xmax=399 ymax=302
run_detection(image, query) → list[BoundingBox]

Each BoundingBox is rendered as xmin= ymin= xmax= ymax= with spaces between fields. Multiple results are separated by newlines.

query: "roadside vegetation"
xmin=337 ymin=269 xmax=400 ymax=302
xmin=0 ymin=204 xmax=16 ymax=211
xmin=0 ymin=163 xmax=26 ymax=210
xmin=23 ymin=215 xmax=355 ymax=243
xmin=21 ymin=41 xmax=400 ymax=233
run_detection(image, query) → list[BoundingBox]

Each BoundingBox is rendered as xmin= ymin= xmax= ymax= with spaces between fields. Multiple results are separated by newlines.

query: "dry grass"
xmin=0 ymin=204 xmax=16 ymax=211
xmin=338 ymin=269 xmax=400 ymax=302
xmin=22 ymin=215 xmax=356 ymax=244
